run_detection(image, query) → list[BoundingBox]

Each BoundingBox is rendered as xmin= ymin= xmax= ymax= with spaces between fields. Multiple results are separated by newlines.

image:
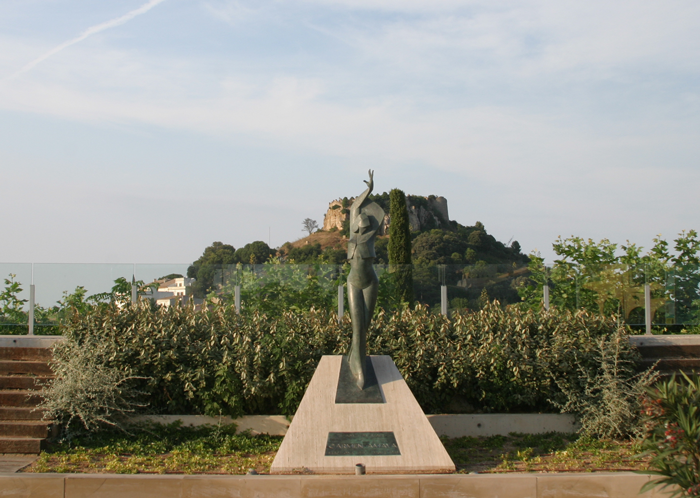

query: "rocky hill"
xmin=322 ymin=194 xmax=450 ymax=235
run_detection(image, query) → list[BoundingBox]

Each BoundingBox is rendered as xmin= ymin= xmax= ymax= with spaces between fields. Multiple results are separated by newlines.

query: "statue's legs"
xmin=347 ymin=280 xmax=378 ymax=390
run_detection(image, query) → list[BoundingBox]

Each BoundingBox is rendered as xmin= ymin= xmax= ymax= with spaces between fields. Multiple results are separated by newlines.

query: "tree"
xmin=235 ymin=241 xmax=274 ymax=265
xmin=388 ymin=188 xmax=414 ymax=307
xmin=302 ymin=218 xmax=319 ymax=236
xmin=517 ymin=231 xmax=700 ymax=330
xmin=187 ymin=242 xmax=237 ymax=298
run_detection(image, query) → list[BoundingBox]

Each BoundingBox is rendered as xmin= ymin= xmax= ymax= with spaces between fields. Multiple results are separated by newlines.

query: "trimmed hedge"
xmin=51 ymin=301 xmax=646 ymax=424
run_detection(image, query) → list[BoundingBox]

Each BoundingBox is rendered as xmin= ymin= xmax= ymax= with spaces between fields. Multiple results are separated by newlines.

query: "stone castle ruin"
xmin=323 ymin=195 xmax=449 ymax=235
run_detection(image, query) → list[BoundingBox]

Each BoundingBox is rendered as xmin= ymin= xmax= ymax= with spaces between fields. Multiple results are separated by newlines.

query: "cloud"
xmin=4 ymin=0 xmax=168 ymax=81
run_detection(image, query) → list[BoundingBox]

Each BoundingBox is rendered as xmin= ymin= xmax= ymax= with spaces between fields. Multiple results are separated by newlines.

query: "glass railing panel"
xmin=0 ymin=263 xmax=32 ymax=333
xmin=445 ymin=262 xmax=529 ymax=312
xmin=134 ymin=264 xmax=192 ymax=307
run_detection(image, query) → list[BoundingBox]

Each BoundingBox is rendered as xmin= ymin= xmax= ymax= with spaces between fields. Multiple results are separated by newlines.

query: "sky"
xmin=1 ymin=0 xmax=699 ymax=273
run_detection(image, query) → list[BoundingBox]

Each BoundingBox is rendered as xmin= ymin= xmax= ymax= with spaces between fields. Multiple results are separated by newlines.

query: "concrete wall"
xmin=0 ymin=472 xmax=673 ymax=498
xmin=131 ymin=413 xmax=579 ymax=437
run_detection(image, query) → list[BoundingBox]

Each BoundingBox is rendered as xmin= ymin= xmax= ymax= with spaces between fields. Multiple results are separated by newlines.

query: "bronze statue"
xmin=347 ymin=170 xmax=384 ymax=389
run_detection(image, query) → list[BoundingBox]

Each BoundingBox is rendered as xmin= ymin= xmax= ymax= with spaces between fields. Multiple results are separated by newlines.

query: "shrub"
xmin=640 ymin=373 xmax=700 ymax=498
xmin=38 ymin=327 xmax=147 ymax=437
xmin=46 ymin=300 xmax=653 ymax=431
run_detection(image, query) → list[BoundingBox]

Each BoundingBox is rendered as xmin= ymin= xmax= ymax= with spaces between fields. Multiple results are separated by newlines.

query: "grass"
xmin=21 ymin=424 xmax=652 ymax=475
xmin=443 ymin=432 xmax=652 ymax=474
xmin=23 ymin=422 xmax=281 ymax=475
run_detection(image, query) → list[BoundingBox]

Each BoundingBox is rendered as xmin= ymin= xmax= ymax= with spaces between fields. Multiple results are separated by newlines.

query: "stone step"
xmin=0 ymin=376 xmax=52 ymax=390
xmin=0 ymin=407 xmax=47 ymax=420
xmin=0 ymin=421 xmax=51 ymax=438
xmin=0 ymin=390 xmax=43 ymax=408
xmin=0 ymin=347 xmax=52 ymax=362
xmin=636 ymin=344 xmax=700 ymax=359
xmin=0 ymin=437 xmax=43 ymax=454
xmin=0 ymin=360 xmax=53 ymax=376
xmin=640 ymin=358 xmax=700 ymax=371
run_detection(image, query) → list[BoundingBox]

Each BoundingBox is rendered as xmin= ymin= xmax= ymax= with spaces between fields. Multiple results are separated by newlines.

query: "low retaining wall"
xmin=0 ymin=472 xmax=672 ymax=498
xmin=0 ymin=335 xmax=64 ymax=348
xmin=132 ymin=413 xmax=579 ymax=437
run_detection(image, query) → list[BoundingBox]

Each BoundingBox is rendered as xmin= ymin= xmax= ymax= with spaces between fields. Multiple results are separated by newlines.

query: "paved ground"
xmin=0 ymin=455 xmax=38 ymax=473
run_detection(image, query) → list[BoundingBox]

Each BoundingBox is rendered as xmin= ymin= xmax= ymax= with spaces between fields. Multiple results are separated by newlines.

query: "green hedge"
xmin=51 ymin=301 xmax=647 ymax=423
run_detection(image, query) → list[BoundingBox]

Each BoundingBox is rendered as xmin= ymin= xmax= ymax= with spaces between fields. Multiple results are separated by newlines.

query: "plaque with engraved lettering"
xmin=325 ymin=432 xmax=400 ymax=456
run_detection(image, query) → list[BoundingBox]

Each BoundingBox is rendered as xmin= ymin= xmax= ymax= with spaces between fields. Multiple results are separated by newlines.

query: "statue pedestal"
xmin=270 ymin=355 xmax=455 ymax=474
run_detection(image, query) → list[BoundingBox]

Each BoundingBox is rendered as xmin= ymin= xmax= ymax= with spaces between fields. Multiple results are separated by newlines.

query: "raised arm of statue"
xmin=350 ymin=169 xmax=374 ymax=220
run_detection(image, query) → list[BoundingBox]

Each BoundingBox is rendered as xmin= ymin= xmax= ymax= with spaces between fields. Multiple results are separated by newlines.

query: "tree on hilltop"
xmin=302 ymin=218 xmax=319 ymax=236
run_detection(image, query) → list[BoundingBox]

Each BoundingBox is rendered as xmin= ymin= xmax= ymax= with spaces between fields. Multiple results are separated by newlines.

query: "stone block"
xmin=271 ymin=356 xmax=454 ymax=474
xmin=65 ymin=475 xmax=185 ymax=498
xmin=536 ymin=473 xmax=653 ymax=498
xmin=420 ymin=474 xmax=537 ymax=498
xmin=0 ymin=475 xmax=64 ymax=498
xmin=300 ymin=475 xmax=419 ymax=498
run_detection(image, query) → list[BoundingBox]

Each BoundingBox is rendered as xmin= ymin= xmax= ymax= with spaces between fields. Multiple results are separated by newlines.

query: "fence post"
xmin=338 ymin=285 xmax=344 ymax=323
xmin=645 ymin=283 xmax=652 ymax=335
xmin=441 ymin=285 xmax=448 ymax=316
xmin=543 ymin=284 xmax=550 ymax=311
xmin=235 ymin=285 xmax=241 ymax=314
xmin=131 ymin=283 xmax=138 ymax=304
xmin=28 ymin=284 xmax=35 ymax=336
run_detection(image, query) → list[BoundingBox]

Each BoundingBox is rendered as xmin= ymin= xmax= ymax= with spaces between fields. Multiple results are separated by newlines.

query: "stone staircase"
xmin=0 ymin=346 xmax=54 ymax=454
xmin=630 ymin=335 xmax=700 ymax=378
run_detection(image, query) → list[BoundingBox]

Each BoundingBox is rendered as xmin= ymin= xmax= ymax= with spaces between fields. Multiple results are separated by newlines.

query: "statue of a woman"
xmin=347 ymin=170 xmax=385 ymax=389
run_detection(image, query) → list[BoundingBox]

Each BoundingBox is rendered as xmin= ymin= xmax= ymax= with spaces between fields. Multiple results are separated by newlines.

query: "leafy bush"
xmin=640 ymin=373 xmax=700 ymax=498
xmin=38 ymin=328 xmax=147 ymax=437
xmin=47 ymin=300 xmax=653 ymax=431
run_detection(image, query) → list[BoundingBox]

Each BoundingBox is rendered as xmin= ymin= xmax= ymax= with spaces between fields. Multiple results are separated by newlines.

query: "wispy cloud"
xmin=5 ymin=0 xmax=167 ymax=81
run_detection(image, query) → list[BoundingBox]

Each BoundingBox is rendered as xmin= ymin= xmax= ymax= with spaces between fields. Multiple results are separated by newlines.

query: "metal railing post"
xmin=235 ymin=285 xmax=241 ymax=314
xmin=543 ymin=284 xmax=550 ymax=311
xmin=645 ymin=283 xmax=652 ymax=335
xmin=441 ymin=285 xmax=448 ymax=316
xmin=28 ymin=284 xmax=35 ymax=335
xmin=338 ymin=285 xmax=344 ymax=323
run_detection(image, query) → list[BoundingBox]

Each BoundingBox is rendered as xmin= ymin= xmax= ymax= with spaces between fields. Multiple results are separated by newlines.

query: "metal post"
xmin=337 ymin=285 xmax=344 ymax=323
xmin=543 ymin=284 xmax=550 ymax=311
xmin=441 ymin=285 xmax=448 ymax=316
xmin=645 ymin=283 xmax=652 ymax=335
xmin=235 ymin=285 xmax=241 ymax=314
xmin=28 ymin=284 xmax=35 ymax=336
xmin=131 ymin=283 xmax=138 ymax=304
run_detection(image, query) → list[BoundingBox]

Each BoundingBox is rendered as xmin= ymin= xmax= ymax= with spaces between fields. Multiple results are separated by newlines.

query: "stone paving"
xmin=0 ymin=454 xmax=38 ymax=473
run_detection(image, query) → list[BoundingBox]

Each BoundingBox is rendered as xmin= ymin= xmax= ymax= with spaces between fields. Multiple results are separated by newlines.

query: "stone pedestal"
xmin=270 ymin=355 xmax=455 ymax=474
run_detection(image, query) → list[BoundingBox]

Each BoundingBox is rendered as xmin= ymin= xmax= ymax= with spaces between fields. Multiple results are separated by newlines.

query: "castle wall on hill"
xmin=322 ymin=196 xmax=449 ymax=235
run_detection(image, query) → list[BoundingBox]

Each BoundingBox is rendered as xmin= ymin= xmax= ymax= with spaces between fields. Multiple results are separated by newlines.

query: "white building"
xmin=142 ymin=277 xmax=196 ymax=308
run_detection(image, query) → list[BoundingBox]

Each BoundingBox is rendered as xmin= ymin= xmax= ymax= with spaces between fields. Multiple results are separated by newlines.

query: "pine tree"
xmin=388 ymin=189 xmax=414 ymax=307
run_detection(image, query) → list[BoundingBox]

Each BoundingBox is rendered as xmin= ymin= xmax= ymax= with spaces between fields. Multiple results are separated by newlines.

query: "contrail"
xmin=7 ymin=0 xmax=167 ymax=80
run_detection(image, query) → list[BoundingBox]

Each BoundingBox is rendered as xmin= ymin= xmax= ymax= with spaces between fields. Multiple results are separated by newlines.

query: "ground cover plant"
xmin=21 ymin=425 xmax=651 ymax=475
xmin=444 ymin=432 xmax=651 ymax=474
xmin=24 ymin=422 xmax=281 ymax=475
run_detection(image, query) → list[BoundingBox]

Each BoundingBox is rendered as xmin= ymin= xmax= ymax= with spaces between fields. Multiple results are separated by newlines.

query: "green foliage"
xmin=234 ymin=241 xmax=274 ymax=265
xmin=224 ymin=262 xmax=345 ymax=316
xmin=640 ymin=373 xmax=700 ymax=498
xmin=0 ymin=274 xmax=28 ymax=332
xmin=39 ymin=329 xmax=148 ymax=436
xmin=551 ymin=331 xmax=659 ymax=438
xmin=388 ymin=188 xmax=414 ymax=306
xmin=187 ymin=242 xmax=237 ymax=297
xmin=284 ymin=243 xmax=323 ymax=264
xmin=517 ymin=232 xmax=700 ymax=331
xmin=52 ymin=300 xmax=650 ymax=422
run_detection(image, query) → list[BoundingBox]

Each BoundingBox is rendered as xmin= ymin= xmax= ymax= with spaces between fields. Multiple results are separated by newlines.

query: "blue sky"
xmin=1 ymin=0 xmax=699 ymax=266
